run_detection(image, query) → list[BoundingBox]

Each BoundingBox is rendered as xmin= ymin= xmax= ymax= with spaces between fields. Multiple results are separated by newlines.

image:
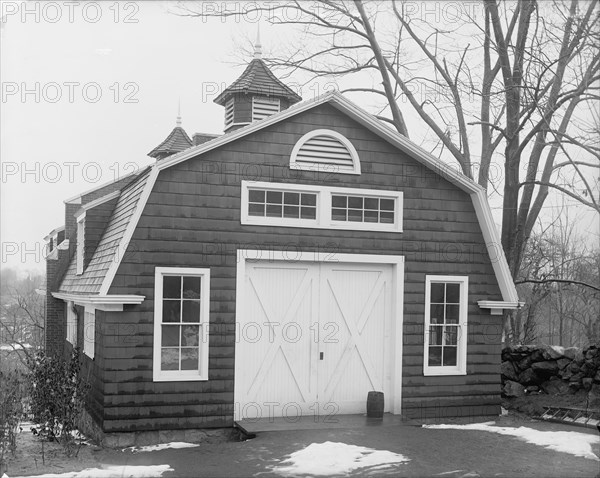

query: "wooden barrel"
xmin=366 ymin=391 xmax=384 ymax=418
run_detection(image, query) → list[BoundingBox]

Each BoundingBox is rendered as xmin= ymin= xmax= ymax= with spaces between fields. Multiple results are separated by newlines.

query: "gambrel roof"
xmin=54 ymin=91 xmax=519 ymax=311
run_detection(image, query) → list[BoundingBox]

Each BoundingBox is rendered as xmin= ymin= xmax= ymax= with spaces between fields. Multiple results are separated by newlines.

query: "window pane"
xmin=364 ymin=210 xmax=378 ymax=223
xmin=162 ymin=325 xmax=179 ymax=347
xmin=301 ymin=194 xmax=316 ymax=206
xmin=161 ymin=348 xmax=179 ymax=371
xmin=284 ymin=192 xmax=299 ymax=205
xmin=446 ymin=305 xmax=460 ymax=324
xmin=181 ymin=348 xmax=199 ymax=371
xmin=248 ymin=190 xmax=265 ymax=202
xmin=163 ymin=276 xmax=181 ymax=299
xmin=181 ymin=325 xmax=199 ymax=346
xmin=266 ymin=191 xmax=282 ymax=204
xmin=379 ymin=211 xmax=394 ymax=223
xmin=445 ymin=326 xmax=458 ymax=345
xmin=429 ymin=325 xmax=443 ymax=345
xmin=348 ymin=209 xmax=362 ymax=222
xmin=301 ymin=207 xmax=316 ymax=219
xmin=380 ymin=199 xmax=395 ymax=211
xmin=332 ymin=195 xmax=346 ymax=208
xmin=266 ymin=204 xmax=282 ymax=217
xmin=183 ymin=277 xmax=201 ymax=299
xmin=430 ymin=283 xmax=445 ymax=303
xmin=283 ymin=205 xmax=300 ymax=218
xmin=348 ymin=196 xmax=363 ymax=209
xmin=248 ymin=203 xmax=265 ymax=216
xmin=182 ymin=300 xmax=201 ymax=323
xmin=332 ymin=208 xmax=346 ymax=221
xmin=364 ymin=197 xmax=378 ymax=210
xmin=430 ymin=304 xmax=444 ymax=324
xmin=446 ymin=283 xmax=460 ymax=303
xmin=429 ymin=347 xmax=442 ymax=366
xmin=443 ymin=347 xmax=457 ymax=366
xmin=163 ymin=300 xmax=180 ymax=322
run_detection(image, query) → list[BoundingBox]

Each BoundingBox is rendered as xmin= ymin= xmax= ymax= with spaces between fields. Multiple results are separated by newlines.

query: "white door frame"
xmin=234 ymin=249 xmax=405 ymax=419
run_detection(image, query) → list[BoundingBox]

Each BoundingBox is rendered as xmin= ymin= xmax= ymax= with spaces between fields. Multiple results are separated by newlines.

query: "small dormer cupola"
xmin=214 ymin=31 xmax=302 ymax=133
xmin=148 ymin=103 xmax=193 ymax=161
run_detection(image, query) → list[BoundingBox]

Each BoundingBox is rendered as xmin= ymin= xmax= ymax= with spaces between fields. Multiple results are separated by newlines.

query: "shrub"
xmin=0 ymin=368 xmax=26 ymax=475
xmin=28 ymin=348 xmax=90 ymax=456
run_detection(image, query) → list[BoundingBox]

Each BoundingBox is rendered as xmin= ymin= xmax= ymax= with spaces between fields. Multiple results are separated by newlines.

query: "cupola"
xmin=148 ymin=104 xmax=193 ymax=161
xmin=214 ymin=31 xmax=302 ymax=132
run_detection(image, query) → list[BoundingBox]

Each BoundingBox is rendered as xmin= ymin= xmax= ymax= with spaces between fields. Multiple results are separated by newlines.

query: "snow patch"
xmin=124 ymin=441 xmax=199 ymax=453
xmin=271 ymin=441 xmax=409 ymax=476
xmin=11 ymin=464 xmax=172 ymax=478
xmin=423 ymin=422 xmax=599 ymax=461
xmin=0 ymin=343 xmax=32 ymax=351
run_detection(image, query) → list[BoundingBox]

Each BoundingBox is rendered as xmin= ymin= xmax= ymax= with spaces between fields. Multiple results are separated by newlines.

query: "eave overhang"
xmin=52 ymin=292 xmax=145 ymax=311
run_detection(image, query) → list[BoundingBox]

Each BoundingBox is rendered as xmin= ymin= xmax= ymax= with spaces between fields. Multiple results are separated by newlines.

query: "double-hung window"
xmin=153 ymin=267 xmax=210 ymax=381
xmin=424 ymin=276 xmax=468 ymax=376
xmin=66 ymin=301 xmax=77 ymax=346
xmin=76 ymin=214 xmax=85 ymax=275
xmin=83 ymin=306 xmax=95 ymax=359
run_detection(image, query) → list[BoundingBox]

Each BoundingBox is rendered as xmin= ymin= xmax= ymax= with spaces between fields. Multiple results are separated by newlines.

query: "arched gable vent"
xmin=290 ymin=129 xmax=361 ymax=175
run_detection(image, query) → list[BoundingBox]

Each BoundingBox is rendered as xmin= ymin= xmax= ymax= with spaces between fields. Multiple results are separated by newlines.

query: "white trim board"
xmin=52 ymin=292 xmax=145 ymax=311
xmin=234 ymin=249 xmax=405 ymax=417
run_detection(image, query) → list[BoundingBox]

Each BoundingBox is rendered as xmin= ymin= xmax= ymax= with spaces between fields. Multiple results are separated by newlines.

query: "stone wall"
xmin=501 ymin=344 xmax=600 ymax=407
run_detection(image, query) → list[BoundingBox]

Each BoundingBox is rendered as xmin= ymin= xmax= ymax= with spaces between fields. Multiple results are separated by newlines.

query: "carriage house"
xmin=44 ymin=46 xmax=519 ymax=445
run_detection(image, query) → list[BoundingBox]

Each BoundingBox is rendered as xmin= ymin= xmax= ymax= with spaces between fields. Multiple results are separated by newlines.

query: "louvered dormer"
xmin=214 ymin=34 xmax=301 ymax=132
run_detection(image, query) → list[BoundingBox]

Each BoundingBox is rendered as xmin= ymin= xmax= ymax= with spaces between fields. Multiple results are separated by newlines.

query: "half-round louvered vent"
xmin=290 ymin=129 xmax=361 ymax=175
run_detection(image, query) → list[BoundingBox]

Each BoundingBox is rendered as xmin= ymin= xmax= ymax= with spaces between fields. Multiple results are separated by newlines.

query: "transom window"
xmin=331 ymin=195 xmax=395 ymax=224
xmin=248 ymin=189 xmax=317 ymax=220
xmin=424 ymin=276 xmax=468 ymax=376
xmin=241 ymin=181 xmax=402 ymax=232
xmin=153 ymin=267 xmax=210 ymax=381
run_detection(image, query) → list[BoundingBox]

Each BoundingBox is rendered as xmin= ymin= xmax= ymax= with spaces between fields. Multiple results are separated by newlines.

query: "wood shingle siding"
xmin=93 ymin=104 xmax=504 ymax=432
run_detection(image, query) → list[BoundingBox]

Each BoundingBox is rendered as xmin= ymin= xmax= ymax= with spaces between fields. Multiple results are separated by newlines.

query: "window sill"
xmin=423 ymin=368 xmax=466 ymax=376
xmin=153 ymin=373 xmax=209 ymax=382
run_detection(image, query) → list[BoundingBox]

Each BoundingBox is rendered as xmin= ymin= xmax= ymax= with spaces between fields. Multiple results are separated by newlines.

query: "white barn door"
xmin=235 ymin=260 xmax=395 ymax=420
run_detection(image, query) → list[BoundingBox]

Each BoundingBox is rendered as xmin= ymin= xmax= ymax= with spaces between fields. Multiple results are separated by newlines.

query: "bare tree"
xmin=516 ymin=214 xmax=599 ymax=346
xmin=179 ymin=0 xmax=600 ymax=342
xmin=0 ymin=271 xmax=45 ymax=369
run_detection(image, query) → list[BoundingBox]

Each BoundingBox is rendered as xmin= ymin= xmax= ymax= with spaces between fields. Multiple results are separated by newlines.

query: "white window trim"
xmin=290 ymin=129 xmax=361 ymax=175
xmin=66 ymin=301 xmax=77 ymax=346
xmin=423 ymin=275 xmax=468 ymax=376
xmin=76 ymin=212 xmax=85 ymax=275
xmin=153 ymin=267 xmax=210 ymax=382
xmin=241 ymin=181 xmax=402 ymax=233
xmin=83 ymin=305 xmax=95 ymax=359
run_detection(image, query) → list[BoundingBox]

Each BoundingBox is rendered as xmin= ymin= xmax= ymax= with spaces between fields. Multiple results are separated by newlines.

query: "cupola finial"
xmin=176 ymin=98 xmax=182 ymax=127
xmin=253 ymin=26 xmax=262 ymax=59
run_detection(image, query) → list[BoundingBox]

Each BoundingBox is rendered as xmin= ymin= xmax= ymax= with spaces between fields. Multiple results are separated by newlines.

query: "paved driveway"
xmin=95 ymin=416 xmax=600 ymax=477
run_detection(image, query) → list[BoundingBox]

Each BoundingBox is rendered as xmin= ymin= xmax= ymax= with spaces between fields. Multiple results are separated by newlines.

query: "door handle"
xmin=320 ymin=352 xmax=324 ymax=360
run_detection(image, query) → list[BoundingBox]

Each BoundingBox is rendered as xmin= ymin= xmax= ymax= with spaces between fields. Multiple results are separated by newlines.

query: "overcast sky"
xmin=1 ymin=1 xmax=597 ymax=275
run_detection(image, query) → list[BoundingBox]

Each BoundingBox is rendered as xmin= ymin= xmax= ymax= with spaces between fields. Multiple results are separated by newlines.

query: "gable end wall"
xmin=101 ymin=104 xmax=503 ymax=431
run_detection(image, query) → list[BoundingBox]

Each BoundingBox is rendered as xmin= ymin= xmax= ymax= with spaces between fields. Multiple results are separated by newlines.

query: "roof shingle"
xmin=214 ymin=59 xmax=302 ymax=105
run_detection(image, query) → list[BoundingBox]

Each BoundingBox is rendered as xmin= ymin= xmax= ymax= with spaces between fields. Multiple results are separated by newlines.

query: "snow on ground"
xmin=10 ymin=464 xmax=172 ymax=478
xmin=271 ymin=441 xmax=409 ymax=477
xmin=423 ymin=422 xmax=599 ymax=461
xmin=123 ymin=441 xmax=199 ymax=453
